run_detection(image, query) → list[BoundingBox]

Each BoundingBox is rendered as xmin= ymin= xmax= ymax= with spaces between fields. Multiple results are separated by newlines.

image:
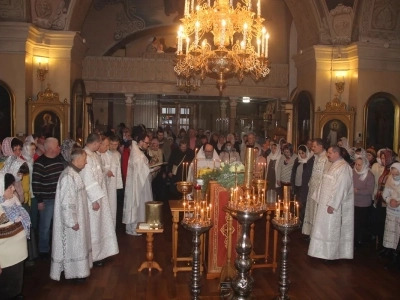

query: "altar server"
xmin=50 ymin=149 xmax=93 ymax=281
xmin=102 ymin=135 xmax=123 ymax=228
xmin=80 ymin=133 xmax=118 ymax=266
xmin=308 ymin=146 xmax=354 ymax=260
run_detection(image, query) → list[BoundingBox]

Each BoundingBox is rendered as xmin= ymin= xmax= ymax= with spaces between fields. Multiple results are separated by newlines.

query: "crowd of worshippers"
xmin=1 ymin=125 xmax=400 ymax=299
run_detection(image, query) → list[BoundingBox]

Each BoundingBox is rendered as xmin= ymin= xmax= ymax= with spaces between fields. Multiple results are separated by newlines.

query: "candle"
xmin=208 ymin=0 xmax=210 ymax=6
xmin=257 ymin=0 xmax=261 ymax=16
xmin=284 ymin=205 xmax=289 ymax=221
xmin=276 ymin=202 xmax=280 ymax=220
xmin=296 ymin=202 xmax=299 ymax=219
xmin=191 ymin=0 xmax=194 ymax=13
xmin=181 ymin=162 xmax=184 ymax=181
xmin=183 ymin=201 xmax=186 ymax=218
xmin=186 ymin=37 xmax=190 ymax=54
xmin=184 ymin=0 xmax=188 ymax=16
xmin=243 ymin=23 xmax=248 ymax=49
xmin=207 ymin=206 xmax=210 ymax=219
xmin=230 ymin=0 xmax=233 ymax=7
xmin=220 ymin=19 xmax=226 ymax=46
xmin=201 ymin=208 xmax=204 ymax=220
xmin=195 ymin=21 xmax=200 ymax=46
xmin=265 ymin=33 xmax=269 ymax=58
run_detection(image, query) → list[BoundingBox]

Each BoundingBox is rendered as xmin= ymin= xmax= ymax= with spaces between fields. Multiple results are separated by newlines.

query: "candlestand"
xmin=182 ymin=221 xmax=213 ymax=300
xmin=271 ymin=218 xmax=301 ymax=300
xmin=223 ymin=206 xmax=265 ymax=300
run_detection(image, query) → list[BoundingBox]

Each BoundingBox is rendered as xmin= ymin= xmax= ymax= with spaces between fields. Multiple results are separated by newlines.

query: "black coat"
xmin=296 ymin=155 xmax=315 ymax=204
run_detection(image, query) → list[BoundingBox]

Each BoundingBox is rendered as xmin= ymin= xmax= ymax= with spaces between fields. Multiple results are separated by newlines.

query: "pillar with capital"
xmin=125 ymin=93 xmax=134 ymax=128
xmin=229 ymin=98 xmax=238 ymax=133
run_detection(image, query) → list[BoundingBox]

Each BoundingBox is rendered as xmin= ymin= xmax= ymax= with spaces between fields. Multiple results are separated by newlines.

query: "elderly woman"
xmin=219 ymin=141 xmax=240 ymax=163
xmin=366 ymin=148 xmax=378 ymax=168
xmin=353 ymin=157 xmax=375 ymax=246
xmin=0 ymin=172 xmax=31 ymax=299
xmin=382 ymin=163 xmax=400 ymax=268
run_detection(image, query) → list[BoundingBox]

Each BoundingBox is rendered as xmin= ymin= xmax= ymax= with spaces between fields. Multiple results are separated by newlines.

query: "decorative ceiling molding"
xmin=320 ymin=4 xmax=354 ymax=45
xmin=94 ymin=0 xmax=145 ymax=41
xmin=30 ymin=0 xmax=72 ymax=30
xmin=359 ymin=0 xmax=400 ymax=44
xmin=0 ymin=0 xmax=27 ymax=22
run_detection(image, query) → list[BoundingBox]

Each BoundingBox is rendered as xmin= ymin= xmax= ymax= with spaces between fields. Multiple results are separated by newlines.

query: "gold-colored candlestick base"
xmin=176 ymin=181 xmax=193 ymax=203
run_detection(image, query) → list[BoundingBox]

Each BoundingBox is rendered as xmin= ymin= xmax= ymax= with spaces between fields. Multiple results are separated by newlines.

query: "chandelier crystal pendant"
xmin=174 ymin=0 xmax=270 ymax=95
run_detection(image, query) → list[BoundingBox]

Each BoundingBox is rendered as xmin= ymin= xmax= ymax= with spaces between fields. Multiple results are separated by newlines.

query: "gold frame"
xmin=27 ymin=85 xmax=69 ymax=142
xmin=315 ymin=96 xmax=355 ymax=147
xmin=363 ymin=92 xmax=400 ymax=153
xmin=0 ymin=80 xmax=16 ymax=137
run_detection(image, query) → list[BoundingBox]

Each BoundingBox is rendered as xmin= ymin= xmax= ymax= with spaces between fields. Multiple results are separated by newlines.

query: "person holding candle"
xmin=308 ymin=146 xmax=354 ymax=260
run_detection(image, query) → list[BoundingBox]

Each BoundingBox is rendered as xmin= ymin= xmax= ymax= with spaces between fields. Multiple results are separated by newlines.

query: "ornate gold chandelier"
xmin=174 ymin=0 xmax=270 ymax=95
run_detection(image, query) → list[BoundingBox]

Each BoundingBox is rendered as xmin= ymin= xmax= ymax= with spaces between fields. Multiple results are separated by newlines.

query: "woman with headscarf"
xmin=372 ymin=149 xmax=395 ymax=253
xmin=290 ymin=145 xmax=311 ymax=204
xmin=366 ymin=148 xmax=378 ymax=168
xmin=61 ymin=139 xmax=80 ymax=165
xmin=0 ymin=172 xmax=31 ymax=299
xmin=266 ymin=142 xmax=281 ymax=192
xmin=381 ymin=162 xmax=400 ymax=269
xmin=353 ymin=156 xmax=375 ymax=246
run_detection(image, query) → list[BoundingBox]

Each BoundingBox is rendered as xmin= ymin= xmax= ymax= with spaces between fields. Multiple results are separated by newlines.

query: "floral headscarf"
xmin=1 ymin=137 xmax=16 ymax=156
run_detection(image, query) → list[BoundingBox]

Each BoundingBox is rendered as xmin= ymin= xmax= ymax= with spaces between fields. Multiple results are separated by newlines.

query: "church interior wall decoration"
xmin=27 ymin=85 xmax=69 ymax=142
xmin=315 ymin=96 xmax=355 ymax=148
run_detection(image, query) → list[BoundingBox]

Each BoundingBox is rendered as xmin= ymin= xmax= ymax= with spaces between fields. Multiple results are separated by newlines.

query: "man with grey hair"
xmin=80 ymin=133 xmax=119 ymax=266
xmin=32 ymin=137 xmax=65 ymax=258
xmin=240 ymin=132 xmax=261 ymax=163
xmin=51 ymin=148 xmax=93 ymax=281
xmin=308 ymin=146 xmax=354 ymax=260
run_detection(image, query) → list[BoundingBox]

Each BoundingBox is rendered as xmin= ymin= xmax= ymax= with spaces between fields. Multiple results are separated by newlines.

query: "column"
xmin=229 ymin=98 xmax=238 ymax=133
xmin=219 ymin=99 xmax=228 ymax=133
xmin=220 ymin=99 xmax=228 ymax=118
xmin=125 ymin=93 xmax=134 ymax=128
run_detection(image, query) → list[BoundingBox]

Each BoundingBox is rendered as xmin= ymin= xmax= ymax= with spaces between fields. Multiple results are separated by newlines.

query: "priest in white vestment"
xmin=302 ymin=138 xmax=330 ymax=236
xmin=50 ymin=149 xmax=93 ymax=281
xmin=101 ymin=135 xmax=123 ymax=228
xmin=187 ymin=143 xmax=221 ymax=183
xmin=80 ymin=134 xmax=119 ymax=265
xmin=308 ymin=146 xmax=354 ymax=260
xmin=123 ymin=133 xmax=153 ymax=236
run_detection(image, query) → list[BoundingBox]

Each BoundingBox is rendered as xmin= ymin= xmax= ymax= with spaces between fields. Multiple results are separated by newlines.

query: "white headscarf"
xmin=390 ymin=162 xmax=400 ymax=184
xmin=268 ymin=143 xmax=281 ymax=161
xmin=0 ymin=171 xmax=5 ymax=196
xmin=297 ymin=144 xmax=311 ymax=164
xmin=354 ymin=156 xmax=370 ymax=181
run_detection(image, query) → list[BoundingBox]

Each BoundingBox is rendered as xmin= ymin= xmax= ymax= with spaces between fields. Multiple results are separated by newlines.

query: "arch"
xmin=292 ymin=90 xmax=314 ymax=149
xmin=0 ymin=80 xmax=15 ymax=140
xmin=363 ymin=92 xmax=400 ymax=152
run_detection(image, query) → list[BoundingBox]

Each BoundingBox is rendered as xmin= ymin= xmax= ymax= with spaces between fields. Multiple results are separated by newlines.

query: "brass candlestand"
xmin=223 ymin=206 xmax=265 ymax=300
xmin=272 ymin=187 xmax=301 ymax=300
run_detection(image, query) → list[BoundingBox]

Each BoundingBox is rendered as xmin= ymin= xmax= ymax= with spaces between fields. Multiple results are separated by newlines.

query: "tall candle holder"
xmin=272 ymin=188 xmax=301 ymax=300
xmin=182 ymin=206 xmax=213 ymax=300
xmin=222 ymin=206 xmax=265 ymax=299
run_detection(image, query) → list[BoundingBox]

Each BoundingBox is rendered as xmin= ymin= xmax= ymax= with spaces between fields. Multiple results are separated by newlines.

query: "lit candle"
xmin=195 ymin=21 xmax=200 ymax=46
xmin=284 ymin=205 xmax=289 ymax=221
xmin=296 ymin=202 xmax=299 ymax=219
xmin=265 ymin=33 xmax=269 ymax=58
xmin=220 ymin=19 xmax=226 ymax=46
xmin=276 ymin=202 xmax=280 ymax=220
xmin=207 ymin=206 xmax=209 ymax=219
xmin=209 ymin=204 xmax=212 ymax=218
xmin=184 ymin=0 xmax=189 ymax=16
xmin=181 ymin=162 xmax=184 ymax=181
xmin=243 ymin=23 xmax=248 ymax=49
xmin=201 ymin=208 xmax=204 ymax=220
xmin=208 ymin=0 xmax=210 ymax=6
xmin=191 ymin=0 xmax=194 ymax=13
xmin=248 ymin=0 xmax=252 ymax=10
xmin=186 ymin=37 xmax=190 ymax=54
xmin=230 ymin=0 xmax=233 ymax=7
xmin=202 ymin=39 xmax=206 ymax=50
xmin=257 ymin=0 xmax=261 ymax=16
xmin=183 ymin=201 xmax=186 ymax=218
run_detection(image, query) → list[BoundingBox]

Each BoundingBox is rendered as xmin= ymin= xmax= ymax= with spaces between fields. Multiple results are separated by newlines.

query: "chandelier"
xmin=174 ymin=0 xmax=270 ymax=95
xmin=176 ymin=77 xmax=201 ymax=94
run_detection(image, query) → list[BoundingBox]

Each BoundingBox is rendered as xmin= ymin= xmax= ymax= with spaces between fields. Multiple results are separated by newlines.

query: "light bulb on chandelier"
xmin=174 ymin=0 xmax=270 ymax=96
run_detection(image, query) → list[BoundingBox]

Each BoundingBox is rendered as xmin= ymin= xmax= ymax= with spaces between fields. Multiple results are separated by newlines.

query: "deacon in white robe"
xmin=101 ymin=135 xmax=123 ymax=228
xmin=308 ymin=146 xmax=354 ymax=260
xmin=382 ymin=163 xmax=400 ymax=250
xmin=80 ymin=134 xmax=119 ymax=264
xmin=50 ymin=149 xmax=92 ymax=280
xmin=123 ymin=134 xmax=153 ymax=235
xmin=302 ymin=139 xmax=330 ymax=236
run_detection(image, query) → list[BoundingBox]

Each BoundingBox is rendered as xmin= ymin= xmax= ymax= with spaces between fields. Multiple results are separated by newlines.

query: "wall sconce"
xmin=335 ymin=71 xmax=346 ymax=95
xmin=37 ymin=58 xmax=49 ymax=82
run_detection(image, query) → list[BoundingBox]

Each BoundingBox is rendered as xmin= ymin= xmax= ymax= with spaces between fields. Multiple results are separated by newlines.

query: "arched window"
xmin=365 ymin=92 xmax=399 ymax=151
xmin=0 ymin=82 xmax=14 ymax=141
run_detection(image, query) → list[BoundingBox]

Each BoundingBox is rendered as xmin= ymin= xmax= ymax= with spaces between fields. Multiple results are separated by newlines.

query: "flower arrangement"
xmin=198 ymin=161 xmax=245 ymax=193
